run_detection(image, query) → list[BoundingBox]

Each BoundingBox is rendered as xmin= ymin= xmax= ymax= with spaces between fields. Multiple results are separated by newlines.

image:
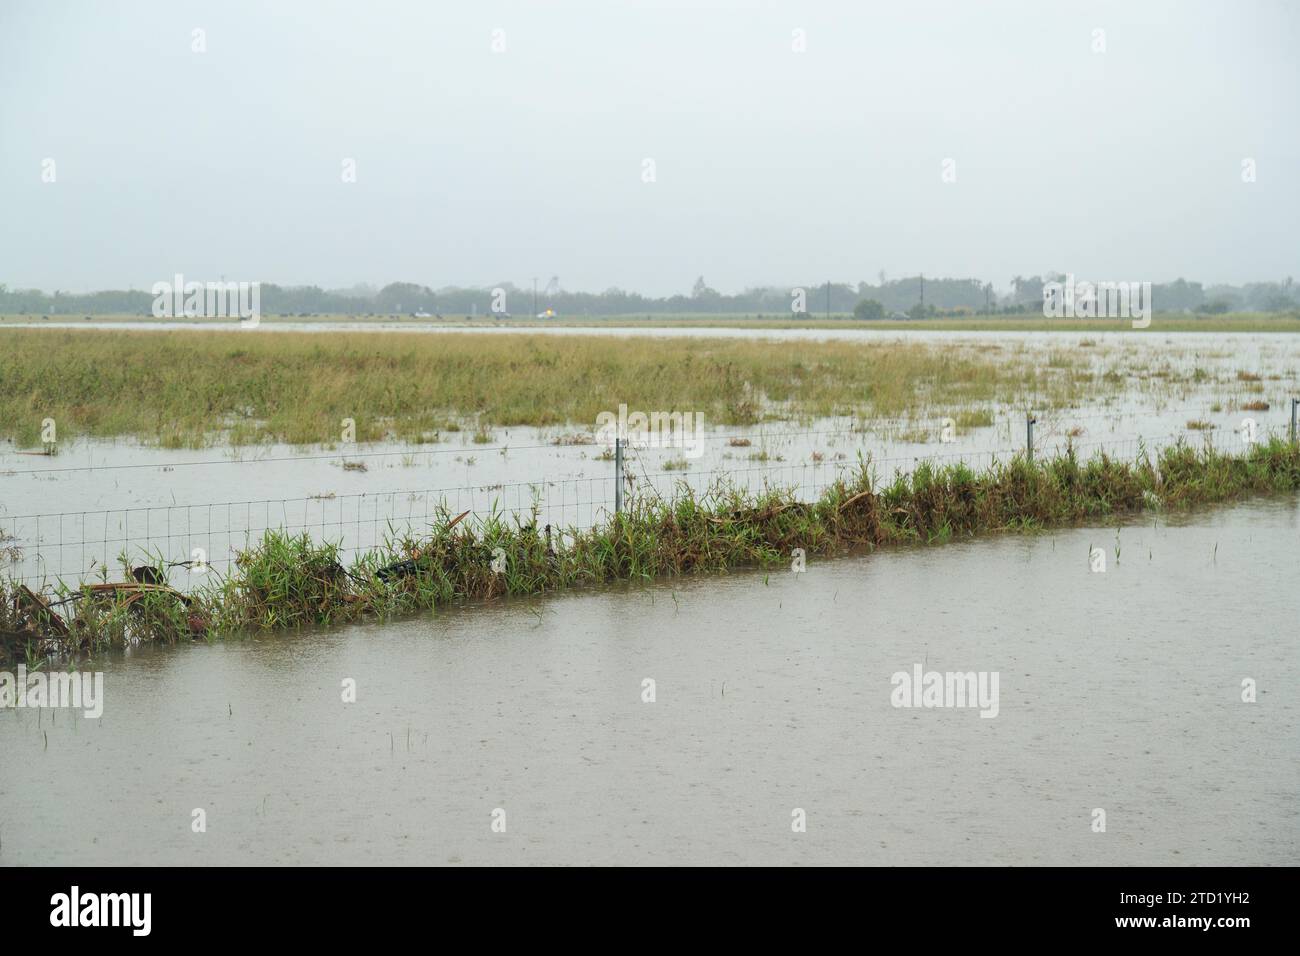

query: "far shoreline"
xmin=3 ymin=311 xmax=1300 ymax=333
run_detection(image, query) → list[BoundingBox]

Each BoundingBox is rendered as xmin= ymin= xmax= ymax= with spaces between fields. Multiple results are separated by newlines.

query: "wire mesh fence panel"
xmin=0 ymin=475 xmax=618 ymax=588
xmin=620 ymin=427 xmax=1244 ymax=511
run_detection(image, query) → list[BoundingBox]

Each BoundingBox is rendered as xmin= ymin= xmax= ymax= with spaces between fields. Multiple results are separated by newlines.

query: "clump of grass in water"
xmin=5 ymin=438 xmax=1299 ymax=661
xmin=954 ymin=409 xmax=995 ymax=429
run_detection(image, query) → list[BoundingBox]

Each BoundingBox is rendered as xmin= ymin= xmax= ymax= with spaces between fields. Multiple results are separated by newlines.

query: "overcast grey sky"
xmin=1 ymin=0 xmax=1297 ymax=296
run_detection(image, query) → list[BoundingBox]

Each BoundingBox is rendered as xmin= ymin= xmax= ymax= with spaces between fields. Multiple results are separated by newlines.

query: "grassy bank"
xmin=4 ymin=437 xmax=1297 ymax=663
xmin=0 ymin=329 xmax=1078 ymax=447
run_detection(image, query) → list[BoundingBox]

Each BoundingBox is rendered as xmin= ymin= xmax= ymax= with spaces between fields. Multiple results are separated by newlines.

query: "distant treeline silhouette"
xmin=3 ymin=275 xmax=1297 ymax=317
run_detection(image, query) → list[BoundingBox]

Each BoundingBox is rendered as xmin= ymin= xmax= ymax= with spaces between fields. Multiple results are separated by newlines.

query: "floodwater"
xmin=2 ymin=497 xmax=1296 ymax=866
xmin=2 ymin=326 xmax=1296 ymax=585
xmin=0 ymin=412 xmax=1267 ymax=586
xmin=0 ymin=317 xmax=1296 ymax=350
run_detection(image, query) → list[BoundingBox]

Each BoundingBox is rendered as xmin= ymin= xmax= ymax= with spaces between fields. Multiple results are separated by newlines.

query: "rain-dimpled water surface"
xmin=2 ymin=497 xmax=1296 ymax=865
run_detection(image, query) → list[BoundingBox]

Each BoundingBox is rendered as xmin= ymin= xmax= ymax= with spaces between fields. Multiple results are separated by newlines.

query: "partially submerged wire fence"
xmin=624 ymin=428 xmax=1244 ymax=509
xmin=0 ymin=476 xmax=612 ymax=588
xmin=0 ymin=415 xmax=1285 ymax=590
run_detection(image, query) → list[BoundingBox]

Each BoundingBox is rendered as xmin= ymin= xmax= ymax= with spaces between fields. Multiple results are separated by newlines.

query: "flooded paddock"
xmin=2 ymin=327 xmax=1297 ymax=587
xmin=2 ymin=496 xmax=1296 ymax=866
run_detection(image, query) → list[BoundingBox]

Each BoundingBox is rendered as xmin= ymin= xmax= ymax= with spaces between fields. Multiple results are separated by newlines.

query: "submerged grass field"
xmin=0 ymin=328 xmax=1092 ymax=447
xmin=4 ymin=437 xmax=1297 ymax=663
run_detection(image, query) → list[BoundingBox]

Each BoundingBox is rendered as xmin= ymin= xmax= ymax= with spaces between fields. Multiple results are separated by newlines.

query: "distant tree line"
xmin=2 ymin=274 xmax=1297 ymax=317
xmin=999 ymin=275 xmax=1299 ymax=316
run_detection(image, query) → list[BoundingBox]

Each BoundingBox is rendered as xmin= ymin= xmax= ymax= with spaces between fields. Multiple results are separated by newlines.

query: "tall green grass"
xmin=0 ymin=329 xmax=1085 ymax=446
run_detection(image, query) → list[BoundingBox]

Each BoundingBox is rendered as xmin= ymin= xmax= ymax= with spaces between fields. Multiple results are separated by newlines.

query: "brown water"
xmin=2 ymin=497 xmax=1296 ymax=866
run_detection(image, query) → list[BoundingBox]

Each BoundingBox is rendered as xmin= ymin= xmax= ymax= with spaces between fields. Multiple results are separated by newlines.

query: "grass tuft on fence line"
xmin=3 ymin=437 xmax=1298 ymax=662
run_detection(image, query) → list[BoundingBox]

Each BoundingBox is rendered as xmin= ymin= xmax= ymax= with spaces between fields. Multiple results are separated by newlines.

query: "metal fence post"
xmin=1026 ymin=413 xmax=1037 ymax=463
xmin=614 ymin=437 xmax=624 ymax=514
xmin=1291 ymin=397 xmax=1298 ymax=444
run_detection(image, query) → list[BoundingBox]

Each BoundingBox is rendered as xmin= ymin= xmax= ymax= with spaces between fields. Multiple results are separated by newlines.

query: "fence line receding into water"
xmin=0 ymin=408 xmax=1294 ymax=591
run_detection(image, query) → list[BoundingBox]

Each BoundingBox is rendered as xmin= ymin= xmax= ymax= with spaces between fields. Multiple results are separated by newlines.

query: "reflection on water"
xmin=1 ymin=497 xmax=1296 ymax=865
